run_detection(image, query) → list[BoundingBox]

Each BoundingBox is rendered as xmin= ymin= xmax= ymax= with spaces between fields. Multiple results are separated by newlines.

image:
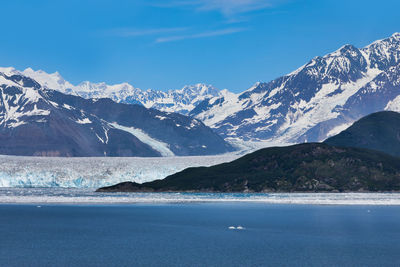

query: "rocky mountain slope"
xmin=21 ymin=68 xmax=224 ymax=115
xmin=324 ymin=111 xmax=400 ymax=157
xmin=97 ymin=143 xmax=400 ymax=193
xmin=190 ymin=33 xmax=400 ymax=143
xmin=0 ymin=68 xmax=233 ymax=156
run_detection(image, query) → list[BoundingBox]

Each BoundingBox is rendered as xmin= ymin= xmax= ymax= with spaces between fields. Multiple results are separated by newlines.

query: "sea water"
xmin=1 ymin=190 xmax=400 ymax=266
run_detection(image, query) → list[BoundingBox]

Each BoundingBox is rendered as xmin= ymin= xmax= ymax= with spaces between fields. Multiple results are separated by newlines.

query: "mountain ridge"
xmin=324 ymin=111 xmax=400 ymax=157
xmin=0 ymin=70 xmax=234 ymax=157
xmin=18 ymin=67 xmax=225 ymax=115
xmin=190 ymin=32 xmax=400 ymax=143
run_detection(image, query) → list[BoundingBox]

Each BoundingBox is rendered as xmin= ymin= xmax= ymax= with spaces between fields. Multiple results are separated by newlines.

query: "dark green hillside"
xmin=324 ymin=111 xmax=400 ymax=157
xmin=97 ymin=143 xmax=400 ymax=193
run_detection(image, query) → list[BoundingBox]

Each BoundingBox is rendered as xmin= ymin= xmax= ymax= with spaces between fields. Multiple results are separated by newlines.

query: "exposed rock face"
xmin=97 ymin=143 xmax=400 ymax=193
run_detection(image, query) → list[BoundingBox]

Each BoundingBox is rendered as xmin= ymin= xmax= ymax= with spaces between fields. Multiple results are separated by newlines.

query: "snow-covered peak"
xmin=361 ymin=33 xmax=400 ymax=71
xmin=247 ymin=82 xmax=262 ymax=91
xmin=0 ymin=67 xmax=19 ymax=76
xmin=283 ymin=34 xmax=399 ymax=84
xmin=327 ymin=44 xmax=357 ymax=57
xmin=281 ymin=44 xmax=365 ymax=82
xmin=17 ymin=67 xmax=228 ymax=115
xmin=0 ymin=70 xmax=235 ymax=156
xmin=22 ymin=67 xmax=75 ymax=94
xmin=191 ymin=33 xmax=400 ymax=145
xmin=176 ymin=83 xmax=220 ymax=97
xmin=0 ymin=71 xmax=53 ymax=129
xmin=366 ymin=33 xmax=400 ymax=52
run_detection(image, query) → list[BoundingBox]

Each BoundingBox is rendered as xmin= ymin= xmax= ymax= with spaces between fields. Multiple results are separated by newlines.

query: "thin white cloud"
xmin=109 ymin=27 xmax=187 ymax=37
xmin=155 ymin=27 xmax=247 ymax=43
xmin=196 ymin=0 xmax=272 ymax=15
xmin=154 ymin=0 xmax=275 ymax=16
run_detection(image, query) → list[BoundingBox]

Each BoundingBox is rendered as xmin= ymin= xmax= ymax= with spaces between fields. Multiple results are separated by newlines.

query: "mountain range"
xmin=15 ymin=32 xmax=400 ymax=146
xmin=21 ymin=67 xmax=226 ymax=115
xmin=190 ymin=32 xmax=400 ymax=143
xmin=1 ymin=32 xmax=400 ymax=156
xmin=0 ymin=68 xmax=233 ymax=156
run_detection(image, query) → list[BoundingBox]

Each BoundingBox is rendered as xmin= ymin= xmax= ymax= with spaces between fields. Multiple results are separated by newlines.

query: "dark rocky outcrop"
xmin=324 ymin=111 xmax=400 ymax=157
xmin=97 ymin=143 xmax=400 ymax=193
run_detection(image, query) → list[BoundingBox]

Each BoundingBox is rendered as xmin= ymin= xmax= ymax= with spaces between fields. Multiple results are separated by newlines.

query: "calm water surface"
xmin=0 ymin=204 xmax=399 ymax=266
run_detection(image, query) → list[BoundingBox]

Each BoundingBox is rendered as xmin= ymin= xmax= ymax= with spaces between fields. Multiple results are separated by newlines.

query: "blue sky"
xmin=1 ymin=0 xmax=400 ymax=93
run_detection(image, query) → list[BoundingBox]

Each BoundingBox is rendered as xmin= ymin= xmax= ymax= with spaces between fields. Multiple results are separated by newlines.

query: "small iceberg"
xmin=228 ymin=226 xmax=245 ymax=230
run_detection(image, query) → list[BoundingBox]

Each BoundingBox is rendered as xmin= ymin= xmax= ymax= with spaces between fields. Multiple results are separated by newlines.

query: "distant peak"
xmin=194 ymin=83 xmax=207 ymax=87
xmin=392 ymin=32 xmax=400 ymax=39
xmin=325 ymin=43 xmax=359 ymax=58
xmin=23 ymin=67 xmax=34 ymax=72
xmin=23 ymin=67 xmax=44 ymax=74
xmin=53 ymin=71 xmax=61 ymax=77
xmin=336 ymin=44 xmax=358 ymax=53
xmin=245 ymin=81 xmax=262 ymax=92
xmin=23 ymin=67 xmax=63 ymax=79
xmin=180 ymin=83 xmax=218 ymax=92
xmin=341 ymin=44 xmax=356 ymax=49
xmin=183 ymin=83 xmax=213 ymax=89
xmin=0 ymin=66 xmax=18 ymax=76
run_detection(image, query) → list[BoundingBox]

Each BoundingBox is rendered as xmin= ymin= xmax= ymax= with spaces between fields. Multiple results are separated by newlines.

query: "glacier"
xmin=0 ymin=154 xmax=238 ymax=188
xmin=109 ymin=122 xmax=175 ymax=156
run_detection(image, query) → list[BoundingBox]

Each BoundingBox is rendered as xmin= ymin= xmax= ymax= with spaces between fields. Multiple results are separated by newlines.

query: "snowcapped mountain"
xmin=4 ymin=33 xmax=400 ymax=147
xmin=0 ymin=68 xmax=233 ymax=157
xmin=21 ymin=67 xmax=222 ymax=115
xmin=191 ymin=32 xmax=400 ymax=144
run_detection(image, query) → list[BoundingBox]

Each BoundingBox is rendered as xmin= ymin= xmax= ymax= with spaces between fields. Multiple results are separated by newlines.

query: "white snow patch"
xmin=325 ymin=122 xmax=354 ymax=138
xmin=110 ymin=122 xmax=175 ymax=157
xmin=24 ymin=105 xmax=50 ymax=116
xmin=8 ymin=121 xmax=26 ymax=128
xmin=155 ymin=115 xmax=167 ymax=120
xmin=385 ymin=95 xmax=400 ymax=112
xmin=63 ymin=103 xmax=73 ymax=110
xmin=95 ymin=133 xmax=105 ymax=144
xmin=48 ymin=101 xmax=59 ymax=107
xmin=195 ymin=90 xmax=241 ymax=126
xmin=76 ymin=118 xmax=92 ymax=124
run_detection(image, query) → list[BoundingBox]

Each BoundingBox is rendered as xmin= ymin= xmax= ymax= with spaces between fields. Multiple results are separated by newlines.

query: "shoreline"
xmin=1 ymin=188 xmax=400 ymax=205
